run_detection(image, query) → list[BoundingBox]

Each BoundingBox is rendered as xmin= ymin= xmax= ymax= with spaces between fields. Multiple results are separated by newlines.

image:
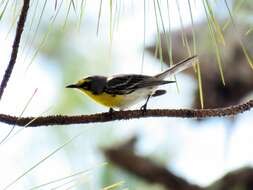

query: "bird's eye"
xmin=79 ymin=81 xmax=90 ymax=89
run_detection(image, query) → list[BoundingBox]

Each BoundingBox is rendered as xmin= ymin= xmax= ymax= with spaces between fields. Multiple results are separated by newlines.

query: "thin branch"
xmin=104 ymin=137 xmax=203 ymax=190
xmin=105 ymin=137 xmax=253 ymax=190
xmin=207 ymin=167 xmax=253 ymax=190
xmin=0 ymin=0 xmax=30 ymax=100
xmin=0 ymin=99 xmax=252 ymax=127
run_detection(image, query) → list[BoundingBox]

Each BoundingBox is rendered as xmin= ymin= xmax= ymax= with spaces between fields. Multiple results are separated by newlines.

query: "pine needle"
xmin=223 ymin=0 xmax=245 ymax=31
xmin=70 ymin=0 xmax=76 ymax=13
xmin=166 ymin=0 xmax=173 ymax=67
xmin=141 ymin=0 xmax=146 ymax=73
xmin=109 ymin=0 xmax=113 ymax=43
xmin=4 ymin=0 xmax=20 ymax=39
xmin=175 ymin=0 xmax=186 ymax=47
xmin=157 ymin=0 xmax=171 ymax=65
xmin=96 ymin=0 xmax=103 ymax=35
xmin=187 ymin=0 xmax=196 ymax=56
xmin=196 ymin=59 xmax=204 ymax=109
xmin=22 ymin=0 xmax=48 ymax=65
xmin=63 ymin=0 xmax=72 ymax=30
xmin=204 ymin=0 xmax=225 ymax=46
xmin=0 ymin=0 xmax=9 ymax=21
xmin=54 ymin=0 xmax=58 ymax=10
xmin=102 ymin=180 xmax=125 ymax=190
xmin=5 ymin=7 xmax=19 ymax=39
xmin=224 ymin=0 xmax=253 ymax=69
xmin=153 ymin=0 xmax=163 ymax=70
xmin=20 ymin=0 xmax=39 ymax=55
xmin=3 ymin=132 xmax=85 ymax=190
xmin=112 ymin=0 xmax=118 ymax=37
xmin=0 ymin=88 xmax=38 ymax=145
xmin=26 ymin=0 xmax=63 ymax=72
xmin=78 ymin=0 xmax=86 ymax=31
xmin=46 ymin=178 xmax=78 ymax=190
xmin=29 ymin=163 xmax=106 ymax=190
xmin=203 ymin=0 xmax=226 ymax=85
xmin=2 ymin=107 xmax=52 ymax=145
xmin=245 ymin=26 xmax=253 ymax=36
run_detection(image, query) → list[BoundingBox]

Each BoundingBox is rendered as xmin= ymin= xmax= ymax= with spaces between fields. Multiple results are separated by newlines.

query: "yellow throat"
xmin=80 ymin=89 xmax=124 ymax=108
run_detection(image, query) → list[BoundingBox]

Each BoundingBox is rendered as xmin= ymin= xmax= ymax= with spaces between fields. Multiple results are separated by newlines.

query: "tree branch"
xmin=0 ymin=0 xmax=30 ymax=100
xmin=0 ymin=0 xmax=251 ymax=128
xmin=104 ymin=137 xmax=253 ymax=190
xmin=104 ymin=137 xmax=203 ymax=190
xmin=206 ymin=167 xmax=253 ymax=190
xmin=0 ymin=99 xmax=252 ymax=127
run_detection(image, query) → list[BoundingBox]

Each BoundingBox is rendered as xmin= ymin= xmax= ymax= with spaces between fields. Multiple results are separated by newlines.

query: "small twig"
xmin=0 ymin=0 xmax=30 ymax=101
xmin=0 ymin=99 xmax=252 ymax=127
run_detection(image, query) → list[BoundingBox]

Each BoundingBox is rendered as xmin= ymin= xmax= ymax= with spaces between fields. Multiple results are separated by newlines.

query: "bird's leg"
xmin=140 ymin=95 xmax=151 ymax=111
xmin=109 ymin=107 xmax=114 ymax=114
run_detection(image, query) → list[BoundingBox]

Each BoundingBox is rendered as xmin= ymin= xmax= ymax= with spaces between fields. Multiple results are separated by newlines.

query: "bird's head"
xmin=66 ymin=76 xmax=107 ymax=94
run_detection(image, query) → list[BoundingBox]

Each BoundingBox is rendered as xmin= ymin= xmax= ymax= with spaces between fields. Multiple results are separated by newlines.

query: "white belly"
xmin=117 ymin=88 xmax=154 ymax=110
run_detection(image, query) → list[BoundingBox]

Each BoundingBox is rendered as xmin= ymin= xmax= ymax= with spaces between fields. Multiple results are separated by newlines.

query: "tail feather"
xmin=155 ymin=55 xmax=198 ymax=79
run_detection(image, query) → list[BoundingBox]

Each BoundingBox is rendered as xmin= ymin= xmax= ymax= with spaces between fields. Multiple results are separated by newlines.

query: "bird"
xmin=66 ymin=55 xmax=197 ymax=112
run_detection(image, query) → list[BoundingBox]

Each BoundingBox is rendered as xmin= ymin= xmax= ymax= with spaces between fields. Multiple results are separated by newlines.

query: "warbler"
xmin=66 ymin=55 xmax=197 ymax=112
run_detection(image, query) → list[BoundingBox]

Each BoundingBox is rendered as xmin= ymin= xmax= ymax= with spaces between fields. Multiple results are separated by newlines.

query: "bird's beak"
xmin=66 ymin=84 xmax=78 ymax=88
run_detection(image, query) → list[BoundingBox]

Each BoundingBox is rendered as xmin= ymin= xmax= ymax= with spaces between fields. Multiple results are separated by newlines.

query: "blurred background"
xmin=0 ymin=0 xmax=253 ymax=189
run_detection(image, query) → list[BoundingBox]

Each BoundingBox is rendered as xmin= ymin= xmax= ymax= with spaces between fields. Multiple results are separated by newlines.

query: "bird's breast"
xmin=80 ymin=88 xmax=153 ymax=110
xmin=80 ymin=89 xmax=124 ymax=108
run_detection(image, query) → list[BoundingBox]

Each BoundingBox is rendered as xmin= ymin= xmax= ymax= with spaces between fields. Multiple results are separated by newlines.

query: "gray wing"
xmin=155 ymin=55 xmax=197 ymax=79
xmin=105 ymin=74 xmax=174 ymax=95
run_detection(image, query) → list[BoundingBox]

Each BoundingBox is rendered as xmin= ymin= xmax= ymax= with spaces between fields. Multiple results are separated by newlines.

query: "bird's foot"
xmin=109 ymin=108 xmax=114 ymax=114
xmin=140 ymin=104 xmax=147 ymax=113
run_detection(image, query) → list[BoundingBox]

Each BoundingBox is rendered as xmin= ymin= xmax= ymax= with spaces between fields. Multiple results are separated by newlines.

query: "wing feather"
xmin=105 ymin=74 xmax=174 ymax=95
